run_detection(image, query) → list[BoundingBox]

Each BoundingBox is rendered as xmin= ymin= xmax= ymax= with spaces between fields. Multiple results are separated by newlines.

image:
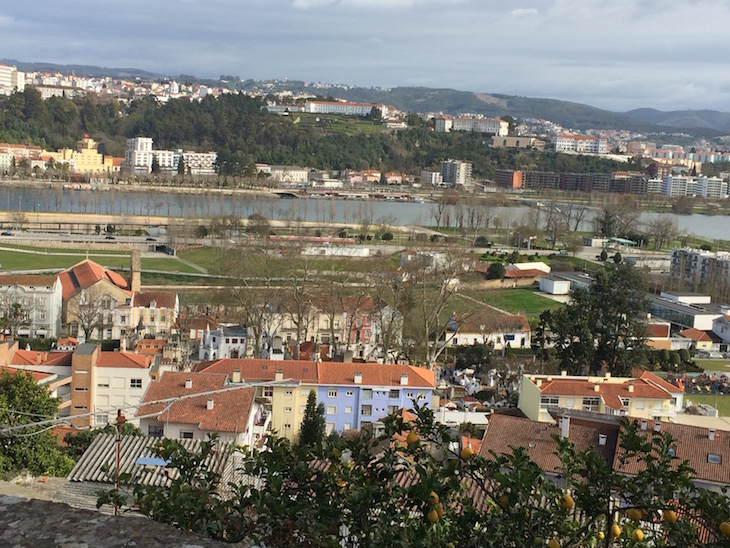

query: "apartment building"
xmin=0 ymin=274 xmax=63 ymax=338
xmin=551 ymin=134 xmax=608 ymax=154
xmin=518 ymin=371 xmax=684 ymax=424
xmin=0 ymin=64 xmax=25 ymax=95
xmin=670 ymin=248 xmax=730 ymax=287
xmin=439 ymin=159 xmax=473 ymax=188
xmin=125 ymin=137 xmax=154 ymax=174
xmin=451 ymin=116 xmax=508 ymax=136
xmin=304 ymin=100 xmax=388 ymax=118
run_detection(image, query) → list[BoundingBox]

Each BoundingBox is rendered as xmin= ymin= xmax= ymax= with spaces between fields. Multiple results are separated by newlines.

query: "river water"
xmin=2 ymin=186 xmax=728 ymax=240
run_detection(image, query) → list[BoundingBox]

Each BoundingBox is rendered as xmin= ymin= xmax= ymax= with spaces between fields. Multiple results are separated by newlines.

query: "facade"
xmin=198 ymin=326 xmax=248 ymax=360
xmin=268 ymin=165 xmax=309 ymax=183
xmin=0 ymin=274 xmax=63 ymax=338
xmin=670 ymin=248 xmax=730 ymax=287
xmin=69 ymin=343 xmax=154 ymax=427
xmin=71 ymin=136 xmax=105 ymax=174
xmin=494 ymin=169 xmax=523 ymax=189
xmin=491 ymin=136 xmax=544 ymax=150
xmin=518 ymin=371 xmax=684 ymax=424
xmin=696 ymin=176 xmax=728 ymax=199
xmin=181 ymin=150 xmax=217 ymax=176
xmin=125 ymin=137 xmax=154 ymax=174
xmin=420 ymin=170 xmax=443 ymax=186
xmin=439 ymin=159 xmax=473 ymax=188
xmin=450 ymin=116 xmax=508 ymax=136
xmin=0 ymin=64 xmax=25 ymax=95
xmin=551 ymin=134 xmax=608 ymax=154
xmin=304 ymin=101 xmax=388 ymax=118
xmin=443 ymin=311 xmax=531 ymax=350
xmin=661 ymin=175 xmax=697 ymax=197
xmin=316 ymin=363 xmax=436 ymax=434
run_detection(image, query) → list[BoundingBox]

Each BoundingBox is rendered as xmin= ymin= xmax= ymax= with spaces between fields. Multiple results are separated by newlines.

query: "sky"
xmin=2 ymin=0 xmax=730 ymax=112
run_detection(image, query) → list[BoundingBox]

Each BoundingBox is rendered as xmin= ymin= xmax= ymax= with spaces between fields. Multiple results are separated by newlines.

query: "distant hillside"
xmin=1 ymin=59 xmax=164 ymax=80
xmin=623 ymin=108 xmax=730 ymax=133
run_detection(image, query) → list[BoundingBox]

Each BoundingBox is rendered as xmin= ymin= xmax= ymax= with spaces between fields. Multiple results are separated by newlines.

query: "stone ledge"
xmin=0 ymin=496 xmax=248 ymax=547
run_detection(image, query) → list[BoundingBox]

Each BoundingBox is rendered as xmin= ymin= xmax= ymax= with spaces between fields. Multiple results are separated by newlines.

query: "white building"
xmin=304 ymin=101 xmax=388 ymax=118
xmin=451 ymin=116 xmax=508 ymax=136
xmin=125 ymin=137 xmax=154 ymax=174
xmin=181 ymin=150 xmax=217 ymax=176
xmin=268 ymin=165 xmax=309 ymax=183
xmin=696 ymin=176 xmax=728 ymax=199
xmin=440 ymin=159 xmax=473 ymax=188
xmin=662 ymin=175 xmax=698 ymax=197
xmin=551 ymin=134 xmax=608 ymax=154
xmin=0 ymin=275 xmax=63 ymax=338
xmin=0 ymin=64 xmax=25 ymax=95
xmin=199 ymin=326 xmax=248 ymax=360
xmin=420 ymin=170 xmax=443 ymax=186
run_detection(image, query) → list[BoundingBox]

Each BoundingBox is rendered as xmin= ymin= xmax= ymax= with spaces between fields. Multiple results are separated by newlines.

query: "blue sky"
xmin=2 ymin=0 xmax=730 ymax=112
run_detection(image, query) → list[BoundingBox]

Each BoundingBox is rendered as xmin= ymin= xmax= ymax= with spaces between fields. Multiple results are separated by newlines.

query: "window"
xmin=263 ymin=386 xmax=273 ymax=397
xmin=285 ymin=390 xmax=293 ymax=396
xmin=283 ymin=424 xmax=292 ymax=429
xmin=635 ymin=400 xmax=645 ymax=410
xmin=565 ymin=398 xmax=575 ymax=408
xmin=344 ymin=406 xmax=352 ymax=414
xmin=112 ymin=377 xmax=125 ymax=389
xmin=346 ymin=390 xmax=354 ymax=397
xmin=284 ymin=407 xmax=292 ymax=413
xmin=388 ymin=389 xmax=400 ymax=399
xmin=73 ymin=406 xmax=87 ymax=411
xmin=179 ymin=431 xmax=194 ymax=439
xmin=407 ymin=392 xmax=414 ymax=399
xmin=232 ymin=338 xmax=238 ymax=344
xmin=541 ymin=396 xmax=559 ymax=408
xmin=362 ymin=389 xmax=373 ymax=400
xmin=667 ymin=447 xmax=676 ymax=457
xmin=130 ymin=378 xmax=142 ymax=389
xmin=328 ymin=389 xmax=338 ymax=398
xmin=334 ymin=320 xmax=340 ymax=329
xmin=417 ymin=392 xmax=426 ymax=401
xmin=39 ymin=311 xmax=46 ymax=321
xmin=120 ymin=315 xmax=127 ymax=323
xmin=361 ymin=404 xmax=372 ymax=416
xmin=620 ymin=397 xmax=630 ymax=408
xmin=582 ymin=397 xmax=600 ymax=412
xmin=343 ymin=423 xmax=351 ymax=431
xmin=301 ymin=389 xmax=312 ymax=397
xmin=148 ymin=425 xmax=164 ymax=437
xmin=300 ymin=405 xmax=307 ymax=413
xmin=708 ymin=453 xmax=722 ymax=464
xmin=74 ymin=387 xmax=88 ymax=392
xmin=388 ymin=405 xmax=398 ymax=415
xmin=326 ymin=405 xmax=337 ymax=415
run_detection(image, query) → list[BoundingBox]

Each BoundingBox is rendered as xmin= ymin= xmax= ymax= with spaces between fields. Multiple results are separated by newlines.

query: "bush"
xmin=99 ymin=408 xmax=730 ymax=547
xmin=486 ymin=262 xmax=506 ymax=280
xmin=381 ymin=231 xmax=393 ymax=241
xmin=474 ymin=236 xmax=490 ymax=247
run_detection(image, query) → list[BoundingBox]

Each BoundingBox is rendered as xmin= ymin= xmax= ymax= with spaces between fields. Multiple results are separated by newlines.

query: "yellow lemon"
xmin=633 ymin=529 xmax=644 ymax=541
xmin=560 ymin=494 xmax=574 ymax=510
xmin=460 ymin=447 xmax=474 ymax=460
xmin=611 ymin=524 xmax=621 ymax=539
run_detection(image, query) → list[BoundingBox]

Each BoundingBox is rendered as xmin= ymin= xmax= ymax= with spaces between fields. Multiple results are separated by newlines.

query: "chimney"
xmin=536 ymin=379 xmax=542 ymax=388
xmin=561 ymin=370 xmax=567 ymax=377
xmin=640 ymin=420 xmax=648 ymax=430
xmin=709 ymin=429 xmax=716 ymax=441
xmin=130 ymin=249 xmax=141 ymax=294
xmin=628 ymin=383 xmax=634 ymax=393
xmin=275 ymin=369 xmax=283 ymax=382
xmin=354 ymin=372 xmax=362 ymax=384
xmin=560 ymin=417 xmax=570 ymax=439
xmin=185 ymin=378 xmax=192 ymax=389
xmin=232 ymin=368 xmax=241 ymax=383
xmin=400 ymin=373 xmax=408 ymax=386
xmin=605 ymin=372 xmax=611 ymax=379
xmin=594 ymin=383 xmax=600 ymax=392
xmin=547 ymin=376 xmax=553 ymax=382
xmin=598 ymin=434 xmax=607 ymax=446
xmin=207 ymin=398 xmax=214 ymax=410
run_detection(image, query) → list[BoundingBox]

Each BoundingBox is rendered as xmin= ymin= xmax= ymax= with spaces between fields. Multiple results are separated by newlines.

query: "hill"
xmin=623 ymin=108 xmax=730 ymax=133
xmin=0 ymin=59 xmax=164 ymax=80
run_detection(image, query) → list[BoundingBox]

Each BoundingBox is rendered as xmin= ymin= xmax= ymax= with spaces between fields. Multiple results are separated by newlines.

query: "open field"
xmin=479 ymin=288 xmax=563 ymax=316
xmin=684 ymin=394 xmax=730 ymax=416
xmin=691 ymin=360 xmax=730 ymax=371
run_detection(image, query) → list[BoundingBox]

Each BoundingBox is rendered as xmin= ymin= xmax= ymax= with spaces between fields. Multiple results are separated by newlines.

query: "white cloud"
xmin=509 ymin=8 xmax=538 ymax=17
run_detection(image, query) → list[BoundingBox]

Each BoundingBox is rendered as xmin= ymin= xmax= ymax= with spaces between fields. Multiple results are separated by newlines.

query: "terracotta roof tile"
xmin=318 ymin=363 xmax=436 ymax=388
xmin=0 ymin=274 xmax=59 ymax=287
xmin=137 ymin=371 xmax=228 ymax=418
xmin=59 ymin=260 xmax=130 ymax=300
xmin=195 ymin=359 xmax=319 ymax=383
xmin=540 ymin=377 xmax=673 ymax=401
xmin=96 ymin=352 xmax=152 ymax=369
xmin=133 ymin=291 xmax=177 ymax=309
xmin=480 ymin=414 xmax=619 ymax=472
xmin=614 ymin=419 xmax=730 ymax=486
xmin=646 ymin=324 xmax=671 ymax=338
xmin=0 ymin=366 xmax=52 ymax=382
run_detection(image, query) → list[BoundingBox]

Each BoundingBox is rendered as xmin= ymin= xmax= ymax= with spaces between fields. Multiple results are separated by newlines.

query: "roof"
xmin=137 ymin=371 xmax=228 ymax=417
xmin=318 ymin=363 xmax=435 ymax=388
xmin=137 ymin=371 xmax=256 ymax=433
xmin=480 ymin=414 xmax=619 ymax=472
xmin=67 ymin=433 xmax=233 ymax=486
xmin=0 ymin=366 xmax=52 ymax=382
xmin=639 ymin=370 xmax=684 ymax=394
xmin=614 ymin=419 xmax=730 ymax=486
xmin=133 ymin=291 xmax=177 ymax=309
xmin=646 ymin=324 xmax=671 ymax=338
xmin=9 ymin=350 xmax=72 ymax=367
xmin=538 ymin=376 xmax=678 ymax=403
xmin=679 ymin=327 xmax=721 ymax=343
xmin=58 ymin=259 xmax=129 ymax=300
xmin=56 ymin=337 xmax=79 ymax=348
xmin=96 ymin=352 xmax=152 ymax=369
xmin=454 ymin=311 xmax=530 ymax=334
xmin=0 ymin=274 xmax=58 ymax=287
xmin=503 ymin=269 xmax=547 ymax=279
xmin=195 ymin=359 xmax=319 ymax=383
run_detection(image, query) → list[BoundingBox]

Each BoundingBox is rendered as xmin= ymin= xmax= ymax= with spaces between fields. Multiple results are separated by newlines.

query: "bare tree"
xmin=646 ymin=218 xmax=678 ymax=250
xmin=0 ymin=296 xmax=33 ymax=338
xmin=75 ymin=286 xmax=109 ymax=341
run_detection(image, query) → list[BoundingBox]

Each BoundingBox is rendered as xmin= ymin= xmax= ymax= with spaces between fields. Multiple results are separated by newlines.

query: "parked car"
xmin=0 ymin=231 xmax=13 ymax=236
xmin=145 ymin=237 xmax=156 ymax=242
xmin=105 ymin=235 xmax=116 ymax=240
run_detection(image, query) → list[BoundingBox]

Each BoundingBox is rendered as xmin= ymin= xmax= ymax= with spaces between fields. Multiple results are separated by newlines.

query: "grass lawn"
xmin=482 ymin=288 xmax=563 ymax=316
xmin=692 ymin=360 xmax=730 ymax=371
xmin=0 ymin=250 xmax=89 ymax=271
xmin=683 ymin=394 xmax=730 ymax=416
xmin=179 ymin=246 xmax=223 ymax=268
xmin=141 ymin=257 xmax=202 ymax=274
xmin=0 ymin=243 xmax=127 ymax=255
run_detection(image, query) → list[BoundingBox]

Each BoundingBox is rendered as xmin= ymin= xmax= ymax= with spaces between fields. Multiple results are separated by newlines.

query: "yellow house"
xmin=679 ymin=327 xmax=717 ymax=352
xmin=518 ymin=371 xmax=684 ymax=423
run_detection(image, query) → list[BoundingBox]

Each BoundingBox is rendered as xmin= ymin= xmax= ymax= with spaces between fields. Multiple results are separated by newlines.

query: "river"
xmin=1 ymin=185 xmax=728 ymax=240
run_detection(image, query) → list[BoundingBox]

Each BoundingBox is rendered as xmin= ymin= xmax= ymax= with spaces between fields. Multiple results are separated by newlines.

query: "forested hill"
xmin=0 ymin=89 xmax=629 ymax=178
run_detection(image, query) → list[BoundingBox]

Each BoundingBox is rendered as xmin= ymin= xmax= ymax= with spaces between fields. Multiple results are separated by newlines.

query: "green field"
xmin=691 ymin=360 xmax=730 ymax=371
xmin=481 ymin=288 xmax=564 ymax=316
xmin=683 ymin=394 xmax=730 ymax=417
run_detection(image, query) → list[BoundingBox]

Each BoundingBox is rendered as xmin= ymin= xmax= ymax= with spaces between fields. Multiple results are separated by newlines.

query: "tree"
xmin=486 ymin=262 xmax=505 ymax=280
xmin=177 ymin=155 xmax=186 ymax=177
xmin=613 ymin=251 xmax=622 ymax=264
xmin=537 ymin=264 xmax=649 ymax=376
xmin=298 ymin=391 xmax=325 ymax=449
xmin=75 ymin=287 xmax=108 ymax=341
xmin=0 ymin=298 xmax=33 ymax=338
xmin=64 ymin=423 xmax=143 ymax=458
xmin=0 ymin=370 xmax=75 ymax=478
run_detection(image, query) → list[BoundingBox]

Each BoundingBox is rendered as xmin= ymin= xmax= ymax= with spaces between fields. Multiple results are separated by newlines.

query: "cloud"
xmin=0 ymin=13 xmax=15 ymax=26
xmin=293 ymin=0 xmax=465 ymax=10
xmin=509 ymin=8 xmax=538 ymax=17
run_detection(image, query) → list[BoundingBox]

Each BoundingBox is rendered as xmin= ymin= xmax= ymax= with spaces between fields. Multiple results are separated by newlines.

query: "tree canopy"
xmin=537 ymin=264 xmax=649 ymax=376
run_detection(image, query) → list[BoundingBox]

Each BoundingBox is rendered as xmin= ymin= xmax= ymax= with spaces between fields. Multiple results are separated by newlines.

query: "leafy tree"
xmin=538 ymin=264 xmax=649 ymax=376
xmin=613 ymin=251 xmax=622 ymax=264
xmin=298 ymin=391 xmax=325 ymax=449
xmin=509 ymin=250 xmax=520 ymax=264
xmin=177 ymin=155 xmax=186 ymax=176
xmin=486 ymin=262 xmax=506 ymax=280
xmin=0 ymin=370 xmax=74 ymax=478
xmin=600 ymin=249 xmax=608 ymax=261
xmin=381 ymin=231 xmax=393 ymax=241
xmin=453 ymin=342 xmax=493 ymax=373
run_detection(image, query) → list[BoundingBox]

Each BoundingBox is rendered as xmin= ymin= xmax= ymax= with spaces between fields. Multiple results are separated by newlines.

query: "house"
xmin=127 ymin=291 xmax=179 ymax=338
xmin=137 ymin=370 xmax=264 ymax=446
xmin=679 ymin=327 xmax=722 ymax=352
xmin=539 ymin=275 xmax=571 ymax=295
xmin=316 ymin=363 xmax=436 ymax=435
xmin=443 ymin=311 xmax=531 ymax=350
xmin=645 ymin=322 xmax=673 ymax=350
xmin=518 ymin=371 xmax=684 ymax=423
xmin=0 ymin=274 xmax=63 ymax=338
xmin=198 ymin=326 xmax=247 ymax=360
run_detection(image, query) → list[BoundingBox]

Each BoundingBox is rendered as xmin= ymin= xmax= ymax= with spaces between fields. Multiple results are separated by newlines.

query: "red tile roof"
xmin=319 ymin=363 xmax=435 ymax=388
xmin=539 ymin=377 xmax=673 ymax=402
xmin=195 ymin=359 xmax=319 ymax=383
xmin=59 ymin=260 xmax=129 ymax=300
xmin=9 ymin=350 xmax=72 ymax=367
xmin=0 ymin=366 xmax=52 ymax=382
xmin=679 ymin=327 xmax=715 ymax=343
xmin=137 ymin=371 xmax=228 ymax=417
xmin=646 ymin=324 xmax=671 ymax=338
xmin=480 ymin=414 xmax=619 ymax=471
xmin=614 ymin=419 xmax=730 ymax=486
xmin=639 ymin=370 xmax=684 ymax=394
xmin=56 ymin=337 xmax=79 ymax=348
xmin=0 ymin=274 xmax=59 ymax=287
xmin=503 ymin=269 xmax=546 ymax=279
xmin=96 ymin=352 xmax=152 ymax=369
